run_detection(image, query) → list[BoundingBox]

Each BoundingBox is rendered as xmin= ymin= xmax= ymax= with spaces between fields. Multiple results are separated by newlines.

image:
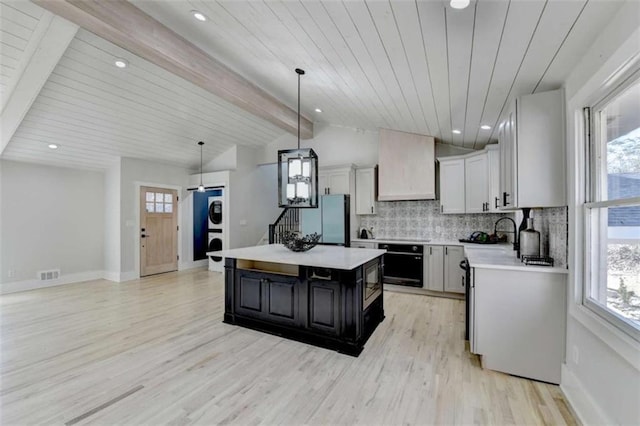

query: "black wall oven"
xmin=378 ymin=243 xmax=423 ymax=287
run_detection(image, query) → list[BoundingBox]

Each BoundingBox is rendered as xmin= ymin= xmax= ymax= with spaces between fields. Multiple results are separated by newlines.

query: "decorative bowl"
xmin=281 ymin=231 xmax=321 ymax=252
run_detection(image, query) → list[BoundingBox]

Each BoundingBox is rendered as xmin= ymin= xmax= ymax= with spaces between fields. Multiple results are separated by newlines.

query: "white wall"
xmin=563 ymin=2 xmax=640 ymax=424
xmin=205 ymin=145 xmax=237 ymax=172
xmin=118 ymin=157 xmax=190 ymax=278
xmin=228 ymin=145 xmax=280 ymax=248
xmin=0 ymin=160 xmax=104 ymax=288
xmin=103 ymin=160 xmax=121 ymax=280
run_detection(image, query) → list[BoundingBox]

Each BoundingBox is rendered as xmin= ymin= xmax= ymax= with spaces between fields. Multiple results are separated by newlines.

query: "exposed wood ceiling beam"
xmin=1 ymin=14 xmax=78 ymax=155
xmin=32 ymin=0 xmax=314 ymax=139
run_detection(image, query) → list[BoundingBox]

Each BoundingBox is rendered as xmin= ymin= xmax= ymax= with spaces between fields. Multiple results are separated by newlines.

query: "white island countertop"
xmin=209 ymin=244 xmax=386 ymax=270
xmin=465 ymin=246 xmax=568 ymax=274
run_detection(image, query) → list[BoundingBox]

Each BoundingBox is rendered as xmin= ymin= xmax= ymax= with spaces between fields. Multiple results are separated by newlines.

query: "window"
xmin=145 ymin=191 xmax=174 ymax=214
xmin=585 ymin=74 xmax=640 ymax=340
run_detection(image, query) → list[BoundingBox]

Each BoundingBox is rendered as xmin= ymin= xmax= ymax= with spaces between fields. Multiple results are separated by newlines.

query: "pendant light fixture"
xmin=197 ymin=141 xmax=205 ymax=192
xmin=278 ymin=68 xmax=318 ymax=208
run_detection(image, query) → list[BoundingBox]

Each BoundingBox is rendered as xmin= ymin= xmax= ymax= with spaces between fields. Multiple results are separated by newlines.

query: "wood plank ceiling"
xmin=0 ymin=0 xmax=46 ymax=103
xmin=0 ymin=0 xmax=627 ymax=170
xmin=132 ymin=0 xmax=624 ymax=150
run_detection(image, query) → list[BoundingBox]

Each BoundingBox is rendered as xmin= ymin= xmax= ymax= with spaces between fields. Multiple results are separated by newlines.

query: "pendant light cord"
xmin=295 ymin=68 xmax=304 ymax=150
xmin=297 ymin=71 xmax=300 ymax=150
xmin=198 ymin=141 xmax=204 ymax=187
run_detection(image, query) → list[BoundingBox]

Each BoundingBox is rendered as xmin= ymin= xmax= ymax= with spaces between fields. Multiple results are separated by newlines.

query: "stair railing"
xmin=268 ymin=208 xmax=300 ymax=244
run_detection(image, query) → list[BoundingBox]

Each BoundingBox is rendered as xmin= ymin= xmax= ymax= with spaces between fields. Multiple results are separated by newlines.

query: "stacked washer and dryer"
xmin=207 ymin=189 xmax=225 ymax=272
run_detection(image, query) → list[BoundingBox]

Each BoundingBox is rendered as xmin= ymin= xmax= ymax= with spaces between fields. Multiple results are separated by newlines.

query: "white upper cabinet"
xmin=499 ymin=89 xmax=566 ymax=209
xmin=355 ymin=167 xmax=377 ymax=215
xmin=464 ymin=153 xmax=489 ymax=213
xmin=438 ymin=144 xmax=500 ymax=214
xmin=319 ymin=166 xmax=352 ymax=195
xmin=486 ymin=145 xmax=501 ymax=212
xmin=438 ymin=158 xmax=466 ymax=214
xmin=378 ymin=128 xmax=435 ymax=201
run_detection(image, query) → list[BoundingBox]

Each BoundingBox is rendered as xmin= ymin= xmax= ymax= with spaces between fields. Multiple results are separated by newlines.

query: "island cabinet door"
xmin=235 ymin=270 xmax=265 ymax=319
xmin=263 ymin=275 xmax=300 ymax=326
xmin=234 ymin=270 xmax=300 ymax=325
xmin=308 ymin=280 xmax=341 ymax=336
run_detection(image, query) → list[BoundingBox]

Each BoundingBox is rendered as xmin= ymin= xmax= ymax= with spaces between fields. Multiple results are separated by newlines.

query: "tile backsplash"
xmin=529 ymin=207 xmax=568 ymax=268
xmin=358 ymin=200 xmax=511 ymax=242
xmin=357 ymin=201 xmax=569 ymax=268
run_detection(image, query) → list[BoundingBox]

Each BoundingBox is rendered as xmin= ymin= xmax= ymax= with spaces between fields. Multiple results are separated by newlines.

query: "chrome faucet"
xmin=494 ymin=217 xmax=520 ymax=257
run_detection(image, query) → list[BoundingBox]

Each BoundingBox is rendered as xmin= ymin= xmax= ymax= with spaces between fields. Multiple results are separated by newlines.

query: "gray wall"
xmin=0 ymin=160 xmax=104 ymax=286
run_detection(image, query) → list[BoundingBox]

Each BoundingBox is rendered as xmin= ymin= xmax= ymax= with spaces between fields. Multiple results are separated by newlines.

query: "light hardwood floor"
xmin=0 ymin=269 xmax=576 ymax=425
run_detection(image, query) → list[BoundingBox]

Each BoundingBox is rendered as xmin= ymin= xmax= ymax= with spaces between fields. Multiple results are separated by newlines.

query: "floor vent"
xmin=38 ymin=269 xmax=60 ymax=281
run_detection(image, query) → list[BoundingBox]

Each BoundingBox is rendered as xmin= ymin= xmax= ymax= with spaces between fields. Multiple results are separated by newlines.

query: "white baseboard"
xmin=0 ymin=270 xmax=104 ymax=294
xmin=102 ymin=270 xmax=121 ymax=282
xmin=102 ymin=270 xmax=138 ymax=283
xmin=560 ymin=364 xmax=612 ymax=425
xmin=179 ymin=259 xmax=208 ymax=271
xmin=119 ymin=271 xmax=138 ymax=282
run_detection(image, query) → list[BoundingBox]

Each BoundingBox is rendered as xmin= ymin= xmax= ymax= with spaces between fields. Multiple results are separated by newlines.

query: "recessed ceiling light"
xmin=452 ymin=129 xmax=462 ymax=134
xmin=114 ymin=59 xmax=128 ymax=68
xmin=48 ymin=144 xmax=59 ymax=149
xmin=481 ymin=125 xmax=491 ymax=130
xmin=315 ymin=108 xmax=322 ymax=113
xmin=450 ymin=0 xmax=470 ymax=9
xmin=191 ymin=10 xmax=207 ymax=21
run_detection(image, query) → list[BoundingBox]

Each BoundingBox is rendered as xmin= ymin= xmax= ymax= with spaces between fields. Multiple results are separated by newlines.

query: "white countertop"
xmin=465 ymin=246 xmax=568 ymax=274
xmin=208 ymin=244 xmax=386 ymax=270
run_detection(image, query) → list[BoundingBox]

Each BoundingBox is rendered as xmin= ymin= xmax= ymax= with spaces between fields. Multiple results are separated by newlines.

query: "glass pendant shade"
xmin=278 ymin=148 xmax=318 ymax=208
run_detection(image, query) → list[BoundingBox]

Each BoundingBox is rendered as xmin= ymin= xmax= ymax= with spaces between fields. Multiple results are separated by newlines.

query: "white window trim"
xmin=565 ymin=18 xmax=640 ymax=374
xmin=582 ymin=69 xmax=640 ymax=342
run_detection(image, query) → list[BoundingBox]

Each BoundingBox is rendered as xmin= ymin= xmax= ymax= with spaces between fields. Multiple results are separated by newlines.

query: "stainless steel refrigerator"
xmin=300 ymin=194 xmax=350 ymax=246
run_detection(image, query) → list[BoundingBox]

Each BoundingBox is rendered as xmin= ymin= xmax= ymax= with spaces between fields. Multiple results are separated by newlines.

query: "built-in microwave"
xmin=363 ymin=259 xmax=382 ymax=309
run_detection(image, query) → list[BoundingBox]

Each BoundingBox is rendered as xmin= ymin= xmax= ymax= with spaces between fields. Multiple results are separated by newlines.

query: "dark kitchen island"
xmin=208 ymin=244 xmax=386 ymax=356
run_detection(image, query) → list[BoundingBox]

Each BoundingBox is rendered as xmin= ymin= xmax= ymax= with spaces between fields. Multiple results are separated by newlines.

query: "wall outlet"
xmin=7 ymin=269 xmax=15 ymax=278
xmin=239 ymin=219 xmax=247 ymax=226
xmin=572 ymin=345 xmax=579 ymax=365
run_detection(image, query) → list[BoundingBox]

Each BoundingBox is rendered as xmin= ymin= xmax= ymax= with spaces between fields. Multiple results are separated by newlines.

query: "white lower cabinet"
xmin=444 ymin=246 xmax=465 ymax=293
xmin=471 ymin=267 xmax=566 ymax=384
xmin=424 ymin=246 xmax=444 ymax=291
xmin=424 ymin=245 xmax=465 ymax=294
xmin=352 ymin=241 xmax=376 ymax=249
